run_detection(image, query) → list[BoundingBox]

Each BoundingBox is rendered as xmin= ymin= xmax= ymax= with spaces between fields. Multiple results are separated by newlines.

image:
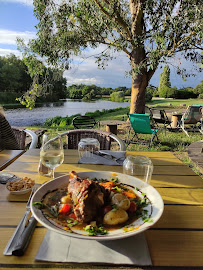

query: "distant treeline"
xmin=0 ymin=54 xmax=67 ymax=104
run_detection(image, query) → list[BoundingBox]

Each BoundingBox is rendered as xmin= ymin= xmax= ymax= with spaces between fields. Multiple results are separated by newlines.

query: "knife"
xmin=4 ymin=187 xmax=37 ymax=256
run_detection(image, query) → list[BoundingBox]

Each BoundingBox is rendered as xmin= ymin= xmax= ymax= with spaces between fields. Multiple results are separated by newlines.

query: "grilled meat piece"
xmin=68 ymin=171 xmax=109 ymax=223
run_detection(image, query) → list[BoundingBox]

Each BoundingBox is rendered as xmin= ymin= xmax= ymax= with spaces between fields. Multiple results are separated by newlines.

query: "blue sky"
xmin=0 ymin=0 xmax=202 ymax=89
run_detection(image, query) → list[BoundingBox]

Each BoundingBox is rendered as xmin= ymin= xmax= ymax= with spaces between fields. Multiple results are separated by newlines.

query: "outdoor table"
xmin=171 ymin=113 xmax=182 ymax=128
xmin=0 ymin=149 xmax=203 ymax=269
xmin=0 ymin=149 xmax=24 ymax=171
xmin=100 ymin=120 xmax=126 ymax=134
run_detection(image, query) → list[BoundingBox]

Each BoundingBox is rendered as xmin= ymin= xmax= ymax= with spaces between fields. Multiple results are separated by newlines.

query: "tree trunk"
xmin=130 ymin=48 xmax=148 ymax=114
xmin=129 ymin=0 xmax=149 ymax=114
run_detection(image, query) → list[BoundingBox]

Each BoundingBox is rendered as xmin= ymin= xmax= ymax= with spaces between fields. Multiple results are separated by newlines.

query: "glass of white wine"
xmin=40 ymin=132 xmax=64 ymax=179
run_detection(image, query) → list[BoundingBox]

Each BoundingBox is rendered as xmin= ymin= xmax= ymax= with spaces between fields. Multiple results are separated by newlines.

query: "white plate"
xmin=31 ymin=171 xmax=164 ymax=241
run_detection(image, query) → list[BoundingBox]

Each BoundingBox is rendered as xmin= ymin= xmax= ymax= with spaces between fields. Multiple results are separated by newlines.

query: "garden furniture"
xmin=99 ymin=120 xmax=126 ymax=135
xmin=60 ymin=129 xmax=126 ymax=151
xmin=180 ymin=104 xmax=203 ymax=136
xmin=126 ymin=113 xmax=159 ymax=147
xmin=72 ymin=115 xmax=99 ymax=129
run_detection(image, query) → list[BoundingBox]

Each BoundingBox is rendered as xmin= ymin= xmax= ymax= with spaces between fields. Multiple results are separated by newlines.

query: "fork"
xmin=4 ymin=187 xmax=38 ymax=256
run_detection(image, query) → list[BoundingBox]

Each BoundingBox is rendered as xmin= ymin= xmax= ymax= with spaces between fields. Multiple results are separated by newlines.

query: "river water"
xmin=3 ymin=99 xmax=130 ymax=127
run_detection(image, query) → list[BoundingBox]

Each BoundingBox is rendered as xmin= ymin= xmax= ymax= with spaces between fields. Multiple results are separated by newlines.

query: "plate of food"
xmin=30 ymin=171 xmax=164 ymax=240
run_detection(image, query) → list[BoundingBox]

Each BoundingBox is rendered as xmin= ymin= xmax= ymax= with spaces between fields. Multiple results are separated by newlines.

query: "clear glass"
xmin=123 ymin=155 xmax=153 ymax=184
xmin=40 ymin=132 xmax=64 ymax=179
xmin=78 ymin=138 xmax=100 ymax=159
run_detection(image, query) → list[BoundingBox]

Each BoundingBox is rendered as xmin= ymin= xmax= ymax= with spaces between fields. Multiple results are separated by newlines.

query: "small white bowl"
xmin=6 ymin=177 xmax=35 ymax=195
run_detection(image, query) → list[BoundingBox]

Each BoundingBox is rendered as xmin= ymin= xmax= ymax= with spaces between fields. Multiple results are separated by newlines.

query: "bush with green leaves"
xmin=110 ymin=91 xmax=125 ymax=102
xmin=193 ymin=81 xmax=203 ymax=98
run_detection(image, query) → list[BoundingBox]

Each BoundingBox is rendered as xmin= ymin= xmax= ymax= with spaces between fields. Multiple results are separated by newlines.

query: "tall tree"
xmin=19 ymin=0 xmax=203 ymax=112
xmin=158 ymin=65 xmax=171 ymax=93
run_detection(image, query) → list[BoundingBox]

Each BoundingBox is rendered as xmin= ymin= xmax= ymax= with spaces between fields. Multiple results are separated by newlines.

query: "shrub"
xmin=145 ymin=92 xmax=153 ymax=102
xmin=199 ymin=93 xmax=203 ymax=99
xmin=110 ymin=91 xmax=125 ymax=102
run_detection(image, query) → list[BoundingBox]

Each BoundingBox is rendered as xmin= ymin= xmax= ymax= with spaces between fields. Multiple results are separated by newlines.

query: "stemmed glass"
xmin=40 ymin=132 xmax=64 ymax=179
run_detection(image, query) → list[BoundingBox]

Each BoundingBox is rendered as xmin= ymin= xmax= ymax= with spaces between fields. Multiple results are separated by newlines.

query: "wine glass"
xmin=40 ymin=132 xmax=64 ymax=179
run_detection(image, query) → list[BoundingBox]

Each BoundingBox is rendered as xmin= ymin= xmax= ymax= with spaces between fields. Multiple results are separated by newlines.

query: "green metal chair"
xmin=127 ymin=113 xmax=159 ymax=147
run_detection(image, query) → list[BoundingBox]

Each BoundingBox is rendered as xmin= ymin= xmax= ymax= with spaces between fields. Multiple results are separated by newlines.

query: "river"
xmin=3 ymin=99 xmax=130 ymax=127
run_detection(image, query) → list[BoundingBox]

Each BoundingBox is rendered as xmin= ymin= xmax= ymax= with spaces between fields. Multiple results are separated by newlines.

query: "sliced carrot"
xmin=122 ymin=191 xmax=136 ymax=199
xmin=100 ymin=181 xmax=115 ymax=188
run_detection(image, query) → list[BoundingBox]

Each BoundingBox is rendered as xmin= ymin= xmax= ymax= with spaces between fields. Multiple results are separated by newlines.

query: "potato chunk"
xmin=61 ymin=194 xmax=72 ymax=204
xmin=103 ymin=209 xmax=128 ymax=225
xmin=112 ymin=193 xmax=130 ymax=210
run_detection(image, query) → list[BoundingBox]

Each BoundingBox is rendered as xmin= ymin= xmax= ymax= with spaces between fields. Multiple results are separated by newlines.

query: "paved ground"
xmin=187 ymin=140 xmax=203 ymax=174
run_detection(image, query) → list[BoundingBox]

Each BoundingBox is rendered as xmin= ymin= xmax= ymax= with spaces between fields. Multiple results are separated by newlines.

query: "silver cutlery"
xmin=93 ymin=150 xmax=124 ymax=163
xmin=4 ymin=186 xmax=37 ymax=256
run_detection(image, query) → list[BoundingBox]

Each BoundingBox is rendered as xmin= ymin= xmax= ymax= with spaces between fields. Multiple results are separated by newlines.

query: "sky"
xmin=0 ymin=0 xmax=202 ymax=89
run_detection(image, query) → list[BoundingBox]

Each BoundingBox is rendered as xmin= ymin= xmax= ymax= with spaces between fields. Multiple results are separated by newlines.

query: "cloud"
xmin=0 ymin=29 xmax=36 ymax=45
xmin=63 ymin=47 xmax=131 ymax=88
xmin=1 ymin=0 xmax=33 ymax=6
xmin=0 ymin=48 xmax=22 ymax=57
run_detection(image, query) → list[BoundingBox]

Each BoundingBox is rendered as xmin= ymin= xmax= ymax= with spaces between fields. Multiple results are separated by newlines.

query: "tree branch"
xmin=93 ymin=0 xmax=133 ymax=43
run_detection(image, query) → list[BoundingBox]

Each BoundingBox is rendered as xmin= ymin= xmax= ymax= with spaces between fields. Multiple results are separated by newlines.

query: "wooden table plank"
xmin=156 ymin=188 xmax=203 ymax=205
xmin=0 ymin=150 xmax=24 ymax=171
xmin=146 ymin=230 xmax=203 ymax=266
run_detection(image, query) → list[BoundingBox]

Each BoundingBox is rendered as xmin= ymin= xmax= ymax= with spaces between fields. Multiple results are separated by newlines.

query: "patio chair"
xmin=180 ymin=104 xmax=203 ymax=136
xmin=11 ymin=127 xmax=38 ymax=150
xmin=149 ymin=108 xmax=172 ymax=132
xmin=72 ymin=116 xmax=99 ymax=129
xmin=0 ymin=113 xmax=38 ymax=150
xmin=126 ymin=113 xmax=159 ymax=147
xmin=60 ymin=129 xmax=126 ymax=151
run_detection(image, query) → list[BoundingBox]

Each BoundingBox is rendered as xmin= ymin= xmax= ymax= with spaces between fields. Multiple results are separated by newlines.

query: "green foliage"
xmin=0 ymin=92 xmax=22 ymax=104
xmin=193 ymin=81 xmax=203 ymax=98
xmin=175 ymin=87 xmax=197 ymax=99
xmin=110 ymin=91 xmax=125 ymax=102
xmin=16 ymin=39 xmax=67 ymax=108
xmin=0 ymin=54 xmax=32 ymax=94
xmin=158 ymin=65 xmax=171 ymax=97
xmin=44 ymin=107 xmax=129 ymax=127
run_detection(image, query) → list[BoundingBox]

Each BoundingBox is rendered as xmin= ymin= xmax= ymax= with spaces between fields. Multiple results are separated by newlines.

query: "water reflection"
xmin=3 ymin=99 xmax=130 ymax=127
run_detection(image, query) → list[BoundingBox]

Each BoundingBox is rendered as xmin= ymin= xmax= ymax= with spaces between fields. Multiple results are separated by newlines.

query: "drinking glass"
xmin=123 ymin=155 xmax=153 ymax=184
xmin=40 ymin=132 xmax=64 ymax=179
xmin=78 ymin=138 xmax=100 ymax=159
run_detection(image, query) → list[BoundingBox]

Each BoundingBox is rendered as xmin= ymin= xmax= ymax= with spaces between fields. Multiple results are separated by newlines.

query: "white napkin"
xmin=35 ymin=230 xmax=152 ymax=265
xmin=78 ymin=150 xmax=125 ymax=165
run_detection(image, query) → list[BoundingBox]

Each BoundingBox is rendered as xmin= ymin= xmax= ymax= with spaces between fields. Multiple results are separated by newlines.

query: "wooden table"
xmin=100 ymin=120 xmax=126 ymax=134
xmin=0 ymin=149 xmax=24 ymax=171
xmin=0 ymin=149 xmax=203 ymax=269
xmin=171 ymin=114 xmax=182 ymax=128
